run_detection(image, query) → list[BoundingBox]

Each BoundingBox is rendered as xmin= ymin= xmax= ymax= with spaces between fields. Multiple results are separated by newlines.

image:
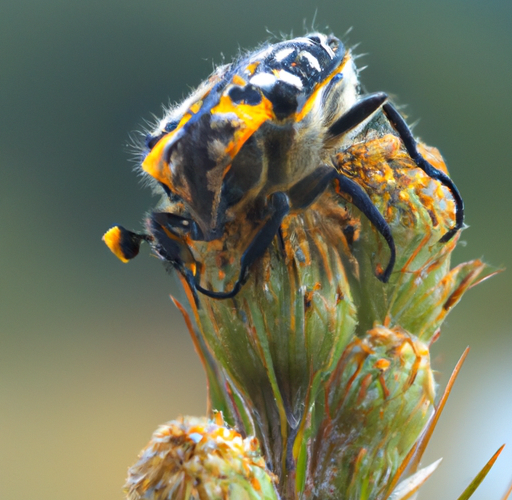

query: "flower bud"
xmin=306 ymin=326 xmax=434 ymax=498
xmin=125 ymin=415 xmax=278 ymax=500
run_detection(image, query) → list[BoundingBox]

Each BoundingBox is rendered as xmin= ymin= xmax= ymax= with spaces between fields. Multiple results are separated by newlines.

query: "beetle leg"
xmin=149 ymin=212 xmax=201 ymax=292
xmin=288 ymin=164 xmax=336 ymax=209
xmin=196 ymin=192 xmax=290 ymax=300
xmin=277 ymin=226 xmax=286 ymax=256
xmin=288 ymin=164 xmax=396 ymax=283
xmin=326 ymin=92 xmax=388 ymax=140
xmin=327 ymin=95 xmax=464 ymax=243
xmin=382 ymin=102 xmax=464 ymax=243
xmin=333 ymin=172 xmax=396 ymax=283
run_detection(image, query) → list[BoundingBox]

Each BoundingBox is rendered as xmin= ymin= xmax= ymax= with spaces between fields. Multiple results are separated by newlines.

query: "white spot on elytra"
xmin=276 ymin=70 xmax=303 ymax=89
xmin=250 ymin=72 xmax=277 ymax=90
xmin=300 ymin=51 xmax=321 ymax=71
xmin=274 ymin=47 xmax=295 ymax=61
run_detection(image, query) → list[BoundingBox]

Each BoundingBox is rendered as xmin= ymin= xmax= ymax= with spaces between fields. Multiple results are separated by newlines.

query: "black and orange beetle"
xmin=104 ymin=33 xmax=463 ymax=299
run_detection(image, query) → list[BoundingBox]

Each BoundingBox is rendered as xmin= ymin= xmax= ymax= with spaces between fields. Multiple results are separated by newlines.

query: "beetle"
xmin=104 ymin=33 xmax=464 ymax=299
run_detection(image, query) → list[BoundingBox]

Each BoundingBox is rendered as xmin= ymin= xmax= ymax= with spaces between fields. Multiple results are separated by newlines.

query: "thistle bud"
xmin=125 ymin=415 xmax=278 ymax=500
xmin=306 ymin=326 xmax=434 ymax=498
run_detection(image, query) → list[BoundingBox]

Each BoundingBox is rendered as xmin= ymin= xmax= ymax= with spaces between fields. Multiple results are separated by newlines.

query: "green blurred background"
xmin=1 ymin=0 xmax=511 ymax=498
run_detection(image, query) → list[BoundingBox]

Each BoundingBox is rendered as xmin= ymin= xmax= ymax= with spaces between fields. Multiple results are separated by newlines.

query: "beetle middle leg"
xmin=326 ymin=94 xmax=464 ymax=243
xmin=288 ymin=166 xmax=396 ymax=283
xmin=195 ymin=192 xmax=291 ymax=300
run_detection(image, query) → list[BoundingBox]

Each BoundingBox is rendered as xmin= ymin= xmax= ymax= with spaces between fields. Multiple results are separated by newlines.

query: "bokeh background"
xmin=2 ymin=0 xmax=511 ymax=498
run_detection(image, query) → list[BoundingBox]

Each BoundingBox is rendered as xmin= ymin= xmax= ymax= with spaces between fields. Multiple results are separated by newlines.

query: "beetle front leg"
xmin=196 ymin=192 xmax=290 ymax=300
xmin=149 ymin=212 xmax=202 ymax=299
xmin=326 ymin=92 xmax=388 ymax=140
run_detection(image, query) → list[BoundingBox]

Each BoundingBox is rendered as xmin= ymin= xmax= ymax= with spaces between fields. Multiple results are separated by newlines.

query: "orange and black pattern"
xmin=104 ymin=33 xmax=464 ymax=299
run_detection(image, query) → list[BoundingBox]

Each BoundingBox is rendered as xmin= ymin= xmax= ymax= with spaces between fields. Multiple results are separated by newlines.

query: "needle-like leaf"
xmin=456 ymin=445 xmax=505 ymax=500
